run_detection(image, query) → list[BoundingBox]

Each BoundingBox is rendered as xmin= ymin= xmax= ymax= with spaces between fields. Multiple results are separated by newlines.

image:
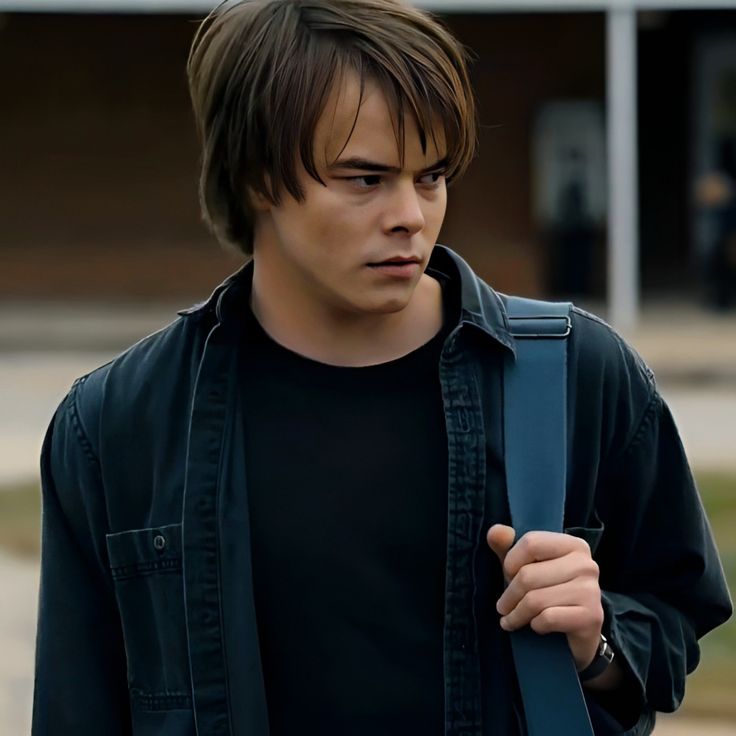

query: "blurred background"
xmin=1 ymin=0 xmax=735 ymax=733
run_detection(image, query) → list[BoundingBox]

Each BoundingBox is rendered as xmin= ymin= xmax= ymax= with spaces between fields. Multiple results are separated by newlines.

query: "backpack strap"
xmin=502 ymin=296 xmax=593 ymax=736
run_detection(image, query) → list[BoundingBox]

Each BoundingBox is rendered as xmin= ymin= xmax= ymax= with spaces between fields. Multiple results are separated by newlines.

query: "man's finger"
xmin=498 ymin=577 xmax=602 ymax=631
xmin=503 ymin=530 xmax=590 ymax=579
xmin=496 ymin=551 xmax=595 ymax=615
xmin=486 ymin=524 xmax=516 ymax=575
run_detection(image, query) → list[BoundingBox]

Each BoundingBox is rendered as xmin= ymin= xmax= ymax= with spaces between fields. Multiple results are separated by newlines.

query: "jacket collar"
xmin=426 ymin=245 xmax=515 ymax=355
xmin=177 ymin=260 xmax=253 ymax=321
xmin=177 ymin=244 xmax=516 ymax=355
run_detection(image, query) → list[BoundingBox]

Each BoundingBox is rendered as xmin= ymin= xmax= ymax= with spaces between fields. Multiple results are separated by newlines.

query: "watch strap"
xmin=579 ymin=635 xmax=615 ymax=683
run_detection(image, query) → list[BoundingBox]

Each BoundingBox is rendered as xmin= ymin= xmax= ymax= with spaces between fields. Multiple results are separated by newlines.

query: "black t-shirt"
xmin=240 ymin=276 xmax=455 ymax=735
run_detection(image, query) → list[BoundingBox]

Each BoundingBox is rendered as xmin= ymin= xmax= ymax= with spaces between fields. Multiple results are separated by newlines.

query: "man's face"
xmin=251 ymin=70 xmax=448 ymax=318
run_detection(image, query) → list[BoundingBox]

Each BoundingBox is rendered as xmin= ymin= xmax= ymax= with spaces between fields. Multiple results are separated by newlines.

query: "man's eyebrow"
xmin=327 ymin=156 xmax=449 ymax=174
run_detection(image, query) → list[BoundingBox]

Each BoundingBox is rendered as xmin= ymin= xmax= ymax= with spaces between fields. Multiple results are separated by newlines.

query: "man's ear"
xmin=246 ymin=184 xmax=272 ymax=213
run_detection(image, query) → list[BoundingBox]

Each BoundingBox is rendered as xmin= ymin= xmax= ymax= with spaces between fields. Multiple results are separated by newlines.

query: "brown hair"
xmin=187 ymin=0 xmax=478 ymax=256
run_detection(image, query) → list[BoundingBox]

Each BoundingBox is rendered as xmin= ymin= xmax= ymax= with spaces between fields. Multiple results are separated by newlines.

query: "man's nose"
xmin=384 ymin=182 xmax=426 ymax=235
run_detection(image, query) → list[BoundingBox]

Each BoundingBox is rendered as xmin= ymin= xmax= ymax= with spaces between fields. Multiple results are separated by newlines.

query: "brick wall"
xmin=0 ymin=11 xmax=605 ymax=301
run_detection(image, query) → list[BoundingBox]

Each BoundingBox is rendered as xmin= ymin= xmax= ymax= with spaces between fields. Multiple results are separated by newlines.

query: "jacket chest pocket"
xmin=106 ymin=522 xmax=194 ymax=725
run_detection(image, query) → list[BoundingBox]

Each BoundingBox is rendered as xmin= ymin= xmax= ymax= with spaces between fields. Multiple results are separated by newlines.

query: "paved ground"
xmin=1 ymin=298 xmax=735 ymax=734
xmin=0 ymin=552 xmax=38 ymax=736
xmin=655 ymin=717 xmax=736 ymax=735
xmin=0 ymin=351 xmax=116 ymax=487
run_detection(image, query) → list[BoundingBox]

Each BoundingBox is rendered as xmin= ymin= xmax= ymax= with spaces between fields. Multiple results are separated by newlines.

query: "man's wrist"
xmin=579 ymin=633 xmax=615 ymax=682
xmin=580 ymin=634 xmax=625 ymax=692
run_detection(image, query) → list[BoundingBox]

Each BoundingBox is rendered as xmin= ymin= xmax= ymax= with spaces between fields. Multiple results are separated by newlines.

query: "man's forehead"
xmin=315 ymin=71 xmax=446 ymax=170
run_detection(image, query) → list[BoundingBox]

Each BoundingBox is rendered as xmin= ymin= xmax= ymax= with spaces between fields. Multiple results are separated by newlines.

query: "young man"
xmin=32 ymin=1 xmax=731 ymax=734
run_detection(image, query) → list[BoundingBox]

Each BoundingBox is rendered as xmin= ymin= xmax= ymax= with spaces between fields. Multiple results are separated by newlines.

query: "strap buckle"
xmin=508 ymin=314 xmax=572 ymax=339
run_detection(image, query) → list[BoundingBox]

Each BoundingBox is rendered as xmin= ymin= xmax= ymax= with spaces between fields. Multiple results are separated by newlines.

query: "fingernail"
xmin=500 ymin=617 xmax=510 ymax=630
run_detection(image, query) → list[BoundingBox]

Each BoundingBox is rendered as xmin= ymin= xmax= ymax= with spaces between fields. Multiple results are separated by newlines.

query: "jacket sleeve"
xmin=32 ymin=377 xmax=132 ymax=734
xmin=593 ymin=386 xmax=733 ymax=729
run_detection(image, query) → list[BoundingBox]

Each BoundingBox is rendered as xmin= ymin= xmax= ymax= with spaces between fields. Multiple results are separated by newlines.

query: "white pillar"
xmin=607 ymin=6 xmax=640 ymax=331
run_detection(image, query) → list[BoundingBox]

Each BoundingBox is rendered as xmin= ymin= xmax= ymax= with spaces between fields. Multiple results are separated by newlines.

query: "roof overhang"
xmin=3 ymin=0 xmax=736 ymax=14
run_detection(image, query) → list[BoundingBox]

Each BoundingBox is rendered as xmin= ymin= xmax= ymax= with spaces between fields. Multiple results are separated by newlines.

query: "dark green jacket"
xmin=32 ymin=245 xmax=732 ymax=736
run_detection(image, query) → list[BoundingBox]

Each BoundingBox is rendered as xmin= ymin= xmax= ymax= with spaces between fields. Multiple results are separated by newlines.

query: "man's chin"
xmin=361 ymin=294 xmax=416 ymax=315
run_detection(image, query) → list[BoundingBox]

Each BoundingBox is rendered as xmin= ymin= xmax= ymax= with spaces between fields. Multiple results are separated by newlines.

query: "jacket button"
xmin=153 ymin=534 xmax=167 ymax=552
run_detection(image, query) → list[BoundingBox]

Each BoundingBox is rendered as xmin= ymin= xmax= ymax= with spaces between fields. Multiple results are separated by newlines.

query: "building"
xmin=2 ymin=0 xmax=736 ymax=327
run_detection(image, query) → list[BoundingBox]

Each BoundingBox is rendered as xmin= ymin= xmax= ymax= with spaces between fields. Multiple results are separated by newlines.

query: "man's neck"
xmin=249 ymin=263 xmax=444 ymax=368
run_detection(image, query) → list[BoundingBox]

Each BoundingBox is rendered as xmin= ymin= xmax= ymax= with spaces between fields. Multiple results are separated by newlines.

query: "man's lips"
xmin=368 ymin=257 xmax=421 ymax=266
xmin=366 ymin=259 xmax=421 ymax=278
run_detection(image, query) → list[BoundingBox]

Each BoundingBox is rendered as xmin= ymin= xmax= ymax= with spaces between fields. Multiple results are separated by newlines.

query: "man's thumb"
xmin=486 ymin=524 xmax=516 ymax=564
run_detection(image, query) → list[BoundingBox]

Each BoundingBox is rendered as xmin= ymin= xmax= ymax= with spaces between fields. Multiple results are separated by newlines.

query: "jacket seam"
xmin=571 ymin=306 xmax=660 ymax=464
xmin=110 ymin=558 xmax=183 ymax=580
xmin=67 ymin=376 xmax=102 ymax=469
xmin=572 ymin=307 xmax=657 ymax=391
xmin=130 ymin=688 xmax=193 ymax=711
xmin=606 ymin=391 xmax=661 ymax=469
xmin=216 ymin=358 xmax=236 ymax=734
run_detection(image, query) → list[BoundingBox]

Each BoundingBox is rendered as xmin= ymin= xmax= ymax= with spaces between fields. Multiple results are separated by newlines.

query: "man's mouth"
xmin=366 ymin=258 xmax=422 ymax=278
xmin=368 ymin=256 xmax=421 ymax=266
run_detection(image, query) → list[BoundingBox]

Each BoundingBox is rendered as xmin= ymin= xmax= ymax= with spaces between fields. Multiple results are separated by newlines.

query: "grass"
xmin=677 ymin=471 xmax=736 ymax=720
xmin=0 ymin=480 xmax=41 ymax=558
xmin=1 ymin=471 xmax=734 ymax=716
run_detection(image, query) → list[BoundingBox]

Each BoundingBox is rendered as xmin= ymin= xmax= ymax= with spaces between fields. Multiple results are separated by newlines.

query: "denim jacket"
xmin=32 ymin=245 xmax=732 ymax=736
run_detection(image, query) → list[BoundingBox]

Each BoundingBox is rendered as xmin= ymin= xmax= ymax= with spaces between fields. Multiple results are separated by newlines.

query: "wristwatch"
xmin=578 ymin=634 xmax=615 ymax=682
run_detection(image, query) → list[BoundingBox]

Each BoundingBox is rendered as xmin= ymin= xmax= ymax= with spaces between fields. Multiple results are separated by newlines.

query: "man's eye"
xmin=419 ymin=172 xmax=444 ymax=186
xmin=347 ymin=175 xmax=382 ymax=188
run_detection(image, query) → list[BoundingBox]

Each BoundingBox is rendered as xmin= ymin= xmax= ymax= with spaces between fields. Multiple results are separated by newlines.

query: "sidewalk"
xmin=0 ymin=552 xmax=38 ymax=736
xmin=0 ymin=300 xmax=181 ymax=353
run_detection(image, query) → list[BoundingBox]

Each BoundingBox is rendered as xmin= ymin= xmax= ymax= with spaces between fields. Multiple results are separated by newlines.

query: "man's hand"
xmin=486 ymin=524 xmax=603 ymax=672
